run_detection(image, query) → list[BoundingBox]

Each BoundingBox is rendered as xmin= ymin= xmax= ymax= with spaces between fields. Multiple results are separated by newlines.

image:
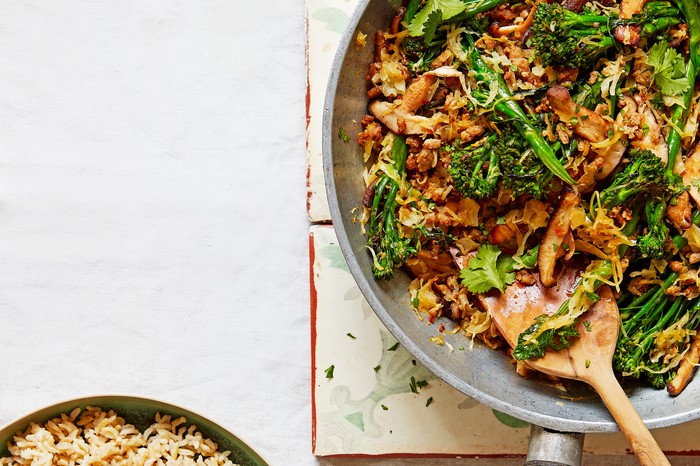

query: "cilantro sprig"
xmin=407 ymin=0 xmax=467 ymax=37
xmin=647 ymin=40 xmax=690 ymax=97
xmin=459 ymin=244 xmax=516 ymax=294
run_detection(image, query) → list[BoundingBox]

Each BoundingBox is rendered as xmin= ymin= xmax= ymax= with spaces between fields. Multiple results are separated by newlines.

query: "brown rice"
xmin=0 ymin=406 xmax=239 ymax=466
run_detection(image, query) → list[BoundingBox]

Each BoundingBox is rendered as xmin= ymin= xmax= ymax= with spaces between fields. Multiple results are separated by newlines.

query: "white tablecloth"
xmin=0 ymin=1 xmax=311 ymax=464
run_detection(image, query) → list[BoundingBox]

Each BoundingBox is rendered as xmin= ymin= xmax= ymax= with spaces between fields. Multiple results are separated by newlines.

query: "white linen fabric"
xmin=0 ymin=1 xmax=310 ymax=464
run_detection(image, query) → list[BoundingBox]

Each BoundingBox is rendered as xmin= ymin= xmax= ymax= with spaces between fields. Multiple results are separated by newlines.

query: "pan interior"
xmin=322 ymin=0 xmax=700 ymax=433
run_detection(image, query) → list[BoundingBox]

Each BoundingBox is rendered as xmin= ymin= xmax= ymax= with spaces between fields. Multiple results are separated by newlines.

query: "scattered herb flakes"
xmin=426 ymin=397 xmax=434 ymax=407
xmin=381 ymin=404 xmax=389 ymax=411
xmin=585 ymin=359 xmax=591 ymax=368
xmin=373 ymin=364 xmax=381 ymax=372
xmin=388 ymin=342 xmax=400 ymax=351
xmin=583 ymin=320 xmax=592 ymax=332
xmin=338 ymin=127 xmax=351 ymax=142
xmin=409 ymin=376 xmax=429 ymax=393
xmin=346 ymin=332 xmax=356 ymax=339
xmin=412 ymin=359 xmax=416 ymax=365
xmin=324 ymin=365 xmax=335 ymax=379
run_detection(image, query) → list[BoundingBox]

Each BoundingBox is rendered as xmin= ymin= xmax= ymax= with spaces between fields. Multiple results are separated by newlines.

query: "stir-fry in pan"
xmin=354 ymin=0 xmax=700 ymax=395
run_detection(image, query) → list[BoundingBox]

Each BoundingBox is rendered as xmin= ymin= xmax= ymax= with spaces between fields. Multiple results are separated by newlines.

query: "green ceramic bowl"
xmin=0 ymin=394 xmax=268 ymax=466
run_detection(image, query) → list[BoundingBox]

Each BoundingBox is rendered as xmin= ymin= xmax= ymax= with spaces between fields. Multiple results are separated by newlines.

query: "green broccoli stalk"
xmin=529 ymin=1 xmax=680 ymax=68
xmin=598 ymin=149 xmax=668 ymax=209
xmin=464 ymin=39 xmax=577 ymax=187
xmin=613 ymin=273 xmax=700 ymax=388
xmin=447 ymin=134 xmax=501 ymax=199
xmin=366 ymin=136 xmax=419 ymax=279
xmin=674 ymin=0 xmax=700 ymax=69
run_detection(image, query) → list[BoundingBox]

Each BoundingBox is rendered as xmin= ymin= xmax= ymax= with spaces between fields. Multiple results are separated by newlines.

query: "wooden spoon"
xmin=478 ymin=270 xmax=670 ymax=466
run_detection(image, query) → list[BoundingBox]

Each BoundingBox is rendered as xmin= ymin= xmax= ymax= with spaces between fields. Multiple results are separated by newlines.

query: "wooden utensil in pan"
xmin=479 ymin=271 xmax=670 ymax=466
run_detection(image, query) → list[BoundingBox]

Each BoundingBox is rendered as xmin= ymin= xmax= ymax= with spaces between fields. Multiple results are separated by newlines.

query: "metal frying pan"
xmin=322 ymin=0 xmax=700 ymax=438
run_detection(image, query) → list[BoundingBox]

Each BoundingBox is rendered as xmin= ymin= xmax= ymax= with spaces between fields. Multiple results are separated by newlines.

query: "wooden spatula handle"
xmin=588 ymin=369 xmax=670 ymax=466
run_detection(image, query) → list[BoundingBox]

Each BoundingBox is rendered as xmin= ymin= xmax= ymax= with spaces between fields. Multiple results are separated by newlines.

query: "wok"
xmin=322 ymin=0 xmax=700 ymax=447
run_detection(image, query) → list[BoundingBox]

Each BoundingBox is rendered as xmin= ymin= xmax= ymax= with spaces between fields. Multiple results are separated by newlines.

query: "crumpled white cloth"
xmin=0 ymin=1 xmax=309 ymax=465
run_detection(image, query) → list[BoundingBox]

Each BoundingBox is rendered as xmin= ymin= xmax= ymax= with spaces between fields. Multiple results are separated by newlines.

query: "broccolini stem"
xmin=622 ymin=273 xmax=678 ymax=334
xmin=666 ymin=63 xmax=696 ymax=171
xmin=674 ymin=0 xmax=700 ymax=67
xmin=466 ymin=42 xmax=577 ymax=187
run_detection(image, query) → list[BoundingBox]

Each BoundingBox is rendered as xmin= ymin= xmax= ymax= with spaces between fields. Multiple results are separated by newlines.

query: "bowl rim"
xmin=0 ymin=393 xmax=269 ymax=466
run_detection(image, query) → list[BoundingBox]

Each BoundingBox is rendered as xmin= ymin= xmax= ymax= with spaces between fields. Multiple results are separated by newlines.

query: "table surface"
xmin=0 ymin=2 xmax=697 ymax=466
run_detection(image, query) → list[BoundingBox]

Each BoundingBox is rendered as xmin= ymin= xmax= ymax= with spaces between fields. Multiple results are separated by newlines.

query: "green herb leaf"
xmin=373 ymin=364 xmax=381 ymax=372
xmin=346 ymin=332 xmax=356 ymax=339
xmin=647 ymin=41 xmax=690 ymax=97
xmin=338 ymin=127 xmax=351 ymax=142
xmin=426 ymin=397 xmax=434 ymax=407
xmin=388 ymin=342 xmax=400 ymax=351
xmin=381 ymin=404 xmax=389 ymax=410
xmin=460 ymin=244 xmax=516 ymax=294
xmin=421 ymin=10 xmax=442 ymax=43
xmin=409 ymin=376 xmax=418 ymax=393
xmin=407 ymin=0 xmax=466 ymax=37
xmin=324 ymin=365 xmax=335 ymax=379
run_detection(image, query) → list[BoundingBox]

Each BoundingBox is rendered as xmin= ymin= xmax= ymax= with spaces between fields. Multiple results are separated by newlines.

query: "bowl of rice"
xmin=0 ymin=395 xmax=268 ymax=466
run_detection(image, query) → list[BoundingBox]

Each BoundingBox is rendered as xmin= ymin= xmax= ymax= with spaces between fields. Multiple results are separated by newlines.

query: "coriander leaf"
xmin=647 ymin=41 xmax=690 ymax=97
xmin=422 ymin=10 xmax=442 ymax=43
xmin=407 ymin=0 xmax=466 ymax=37
xmin=460 ymin=244 xmax=516 ymax=294
xmin=338 ymin=127 xmax=351 ymax=142
xmin=324 ymin=365 xmax=335 ymax=379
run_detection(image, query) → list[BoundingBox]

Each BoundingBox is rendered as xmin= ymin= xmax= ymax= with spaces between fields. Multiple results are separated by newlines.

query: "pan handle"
xmin=524 ymin=425 xmax=584 ymax=466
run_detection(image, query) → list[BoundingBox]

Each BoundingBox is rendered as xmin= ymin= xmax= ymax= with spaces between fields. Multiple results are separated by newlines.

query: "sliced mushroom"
xmin=369 ymin=73 xmax=437 ymax=134
xmin=667 ymin=335 xmax=700 ymax=396
xmin=666 ymin=190 xmax=693 ymax=231
xmin=369 ymin=66 xmax=463 ymax=135
xmin=538 ymin=189 xmax=581 ymax=287
xmin=630 ymin=98 xmax=668 ymax=165
xmin=613 ymin=0 xmax=646 ymax=45
xmin=682 ymin=143 xmax=700 ymax=208
xmin=547 ymin=85 xmax=626 ymax=185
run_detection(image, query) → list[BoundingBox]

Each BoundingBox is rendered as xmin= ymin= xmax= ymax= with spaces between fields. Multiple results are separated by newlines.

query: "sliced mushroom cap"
xmin=630 ymin=99 xmax=668 ymax=165
xmin=547 ymin=85 xmax=610 ymax=142
xmin=683 ymin=143 xmax=700 ymax=208
xmin=667 ymin=190 xmax=693 ymax=231
xmin=538 ymin=189 xmax=581 ymax=287
xmin=613 ymin=0 xmax=647 ymax=45
xmin=369 ymin=73 xmax=438 ymax=135
xmin=547 ymin=85 xmax=625 ymax=185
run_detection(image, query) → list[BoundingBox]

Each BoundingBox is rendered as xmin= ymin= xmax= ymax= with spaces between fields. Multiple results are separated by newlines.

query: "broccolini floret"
xmin=598 ymin=149 xmax=668 ymax=209
xmin=447 ymin=134 xmax=501 ymax=200
xmin=499 ymin=131 xmax=554 ymax=200
xmin=529 ymin=1 xmax=680 ymax=68
xmin=366 ymin=136 xmax=420 ymax=279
